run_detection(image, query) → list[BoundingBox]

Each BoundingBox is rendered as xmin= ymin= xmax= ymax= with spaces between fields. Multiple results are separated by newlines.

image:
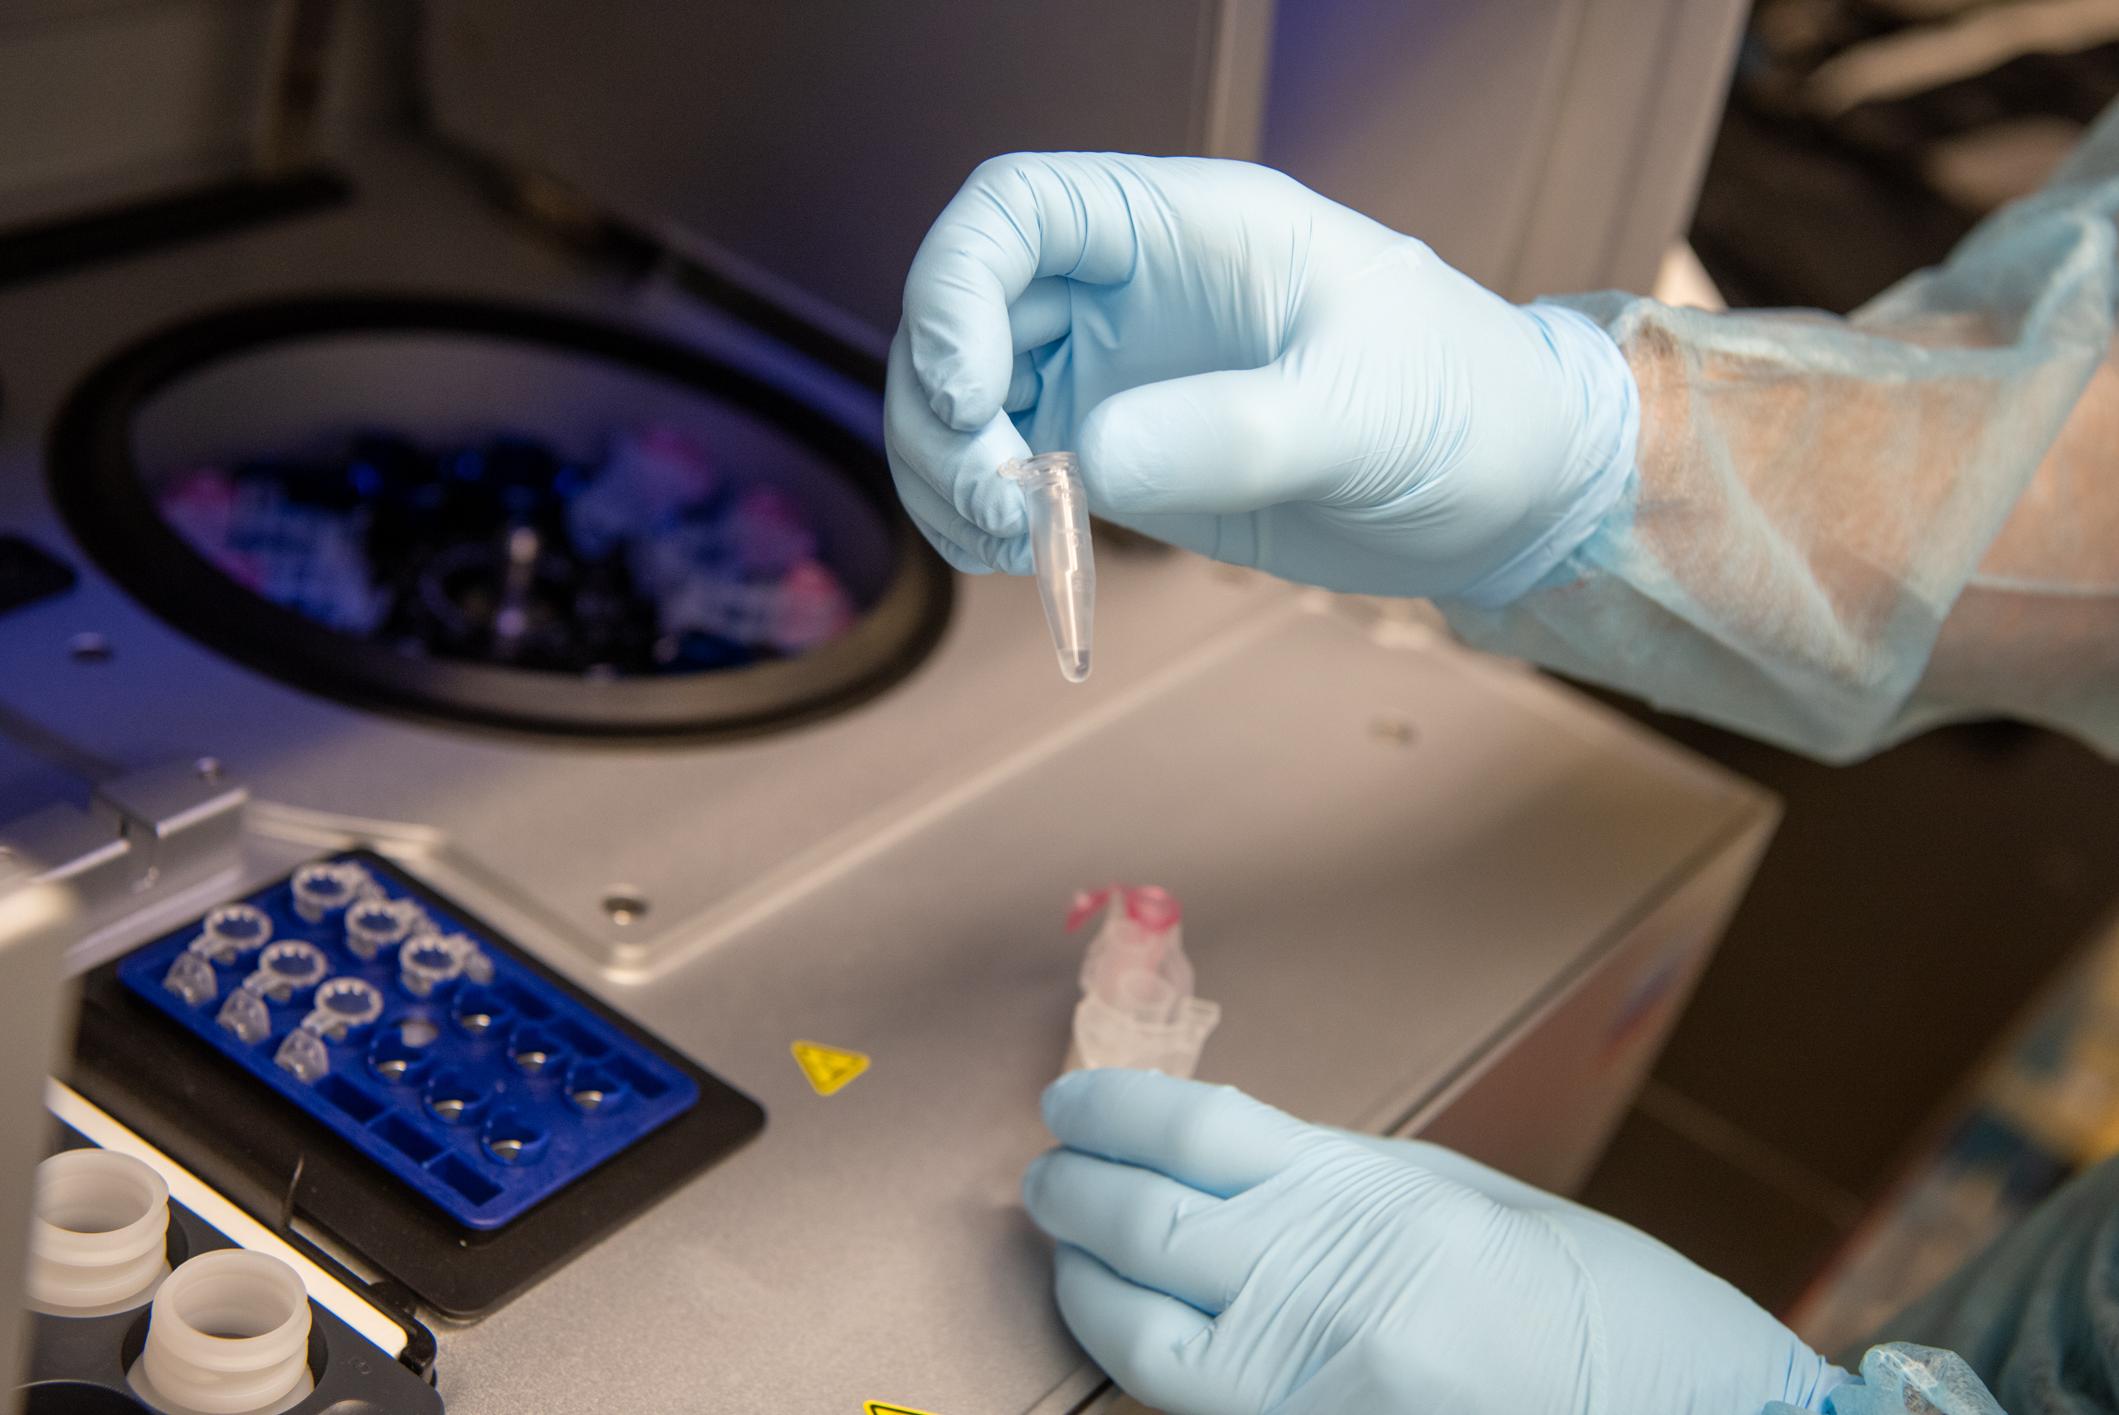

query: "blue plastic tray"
xmin=118 ymin=854 xmax=699 ymax=1230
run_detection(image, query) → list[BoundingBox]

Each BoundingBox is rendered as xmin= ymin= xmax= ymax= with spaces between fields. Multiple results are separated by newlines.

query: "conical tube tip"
xmin=997 ymin=452 xmax=1096 ymax=686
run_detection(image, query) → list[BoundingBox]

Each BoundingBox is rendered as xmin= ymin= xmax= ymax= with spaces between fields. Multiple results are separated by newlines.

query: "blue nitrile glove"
xmin=1023 ymin=1070 xmax=1848 ymax=1415
xmin=886 ymin=153 xmax=1637 ymax=605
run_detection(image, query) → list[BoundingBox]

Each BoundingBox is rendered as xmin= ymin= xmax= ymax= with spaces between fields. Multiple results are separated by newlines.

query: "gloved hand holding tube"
xmin=893 ymin=121 xmax=2119 ymax=1415
xmin=1024 ymin=1069 xmax=1850 ymax=1415
xmin=888 ymin=143 xmax=2119 ymax=759
xmin=884 ymin=152 xmax=1637 ymax=607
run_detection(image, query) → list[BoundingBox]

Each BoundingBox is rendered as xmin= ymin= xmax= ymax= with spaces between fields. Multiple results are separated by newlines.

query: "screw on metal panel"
xmin=602 ymin=891 xmax=648 ymax=926
xmin=67 ymin=632 xmax=112 ymax=664
xmin=1369 ymin=716 xmax=1417 ymax=746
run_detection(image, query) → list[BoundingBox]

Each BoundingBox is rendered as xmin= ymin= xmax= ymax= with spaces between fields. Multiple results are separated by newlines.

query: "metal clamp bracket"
xmin=0 ymin=758 xmax=245 ymax=917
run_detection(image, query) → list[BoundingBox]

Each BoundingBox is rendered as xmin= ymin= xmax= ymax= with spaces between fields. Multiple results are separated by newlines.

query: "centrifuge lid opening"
xmin=48 ymin=295 xmax=951 ymax=740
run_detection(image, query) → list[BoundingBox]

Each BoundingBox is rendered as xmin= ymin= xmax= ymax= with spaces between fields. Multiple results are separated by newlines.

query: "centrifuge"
xmin=0 ymin=3 xmax=1764 ymax=1411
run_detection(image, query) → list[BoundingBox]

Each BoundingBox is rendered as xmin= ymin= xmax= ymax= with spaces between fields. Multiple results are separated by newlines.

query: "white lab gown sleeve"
xmin=1443 ymin=104 xmax=2119 ymax=762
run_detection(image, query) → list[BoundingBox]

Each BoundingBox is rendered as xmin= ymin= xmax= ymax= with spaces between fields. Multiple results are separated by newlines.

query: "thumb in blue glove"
xmin=886 ymin=153 xmax=1637 ymax=605
xmin=1023 ymin=1068 xmax=1847 ymax=1415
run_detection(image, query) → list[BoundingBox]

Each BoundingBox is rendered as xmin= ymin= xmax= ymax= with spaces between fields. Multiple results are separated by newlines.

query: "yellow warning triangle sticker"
xmin=792 ymin=1039 xmax=871 ymax=1097
xmin=863 ymin=1404 xmax=940 ymax=1415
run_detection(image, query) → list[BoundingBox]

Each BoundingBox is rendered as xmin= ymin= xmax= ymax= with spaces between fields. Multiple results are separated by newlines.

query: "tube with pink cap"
xmin=1063 ymin=884 xmax=1219 ymax=1078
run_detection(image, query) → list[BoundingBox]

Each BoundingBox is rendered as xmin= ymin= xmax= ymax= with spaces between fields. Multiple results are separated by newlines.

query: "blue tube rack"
xmin=117 ymin=854 xmax=699 ymax=1230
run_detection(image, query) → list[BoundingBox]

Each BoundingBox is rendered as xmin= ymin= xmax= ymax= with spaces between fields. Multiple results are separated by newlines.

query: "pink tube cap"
xmin=1066 ymin=884 xmax=1182 ymax=935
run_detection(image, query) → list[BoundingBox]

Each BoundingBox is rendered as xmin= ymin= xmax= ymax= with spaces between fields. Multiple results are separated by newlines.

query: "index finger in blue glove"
xmin=884 ymin=327 xmax=1032 ymax=552
xmin=887 ymin=455 xmax=1017 ymax=575
xmin=1053 ymin=1244 xmax=1215 ymax=1414
xmin=1041 ymin=1070 xmax=1311 ymax=1198
xmin=902 ymin=153 xmax=1146 ymax=432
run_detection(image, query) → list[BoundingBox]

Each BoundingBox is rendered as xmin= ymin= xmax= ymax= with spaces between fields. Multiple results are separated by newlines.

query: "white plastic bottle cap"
xmin=28 ymin=1149 xmax=170 ymax=1314
xmin=132 ymin=1250 xmax=314 ymax=1415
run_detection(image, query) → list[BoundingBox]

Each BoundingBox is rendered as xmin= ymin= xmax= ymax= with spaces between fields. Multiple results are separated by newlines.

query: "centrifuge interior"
xmin=1 ymin=3 xmax=1762 ymax=1411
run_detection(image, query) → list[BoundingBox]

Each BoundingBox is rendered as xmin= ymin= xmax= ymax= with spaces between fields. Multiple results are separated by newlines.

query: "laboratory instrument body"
xmin=0 ymin=1 xmax=1758 ymax=1410
xmin=420 ymin=0 xmax=1744 ymax=337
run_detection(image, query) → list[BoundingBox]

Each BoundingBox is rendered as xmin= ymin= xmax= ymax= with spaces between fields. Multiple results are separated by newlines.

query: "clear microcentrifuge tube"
xmin=190 ymin=903 xmax=272 ymax=964
xmin=344 ymin=896 xmax=424 ymax=960
xmin=216 ymin=990 xmax=271 ymax=1045
xmin=162 ymin=952 xmax=218 ymax=1008
xmin=1062 ymin=885 xmax=1219 ymax=1078
xmin=998 ymin=452 xmax=1095 ymax=683
xmin=274 ymin=1029 xmax=329 ymax=1083
xmin=428 ymin=929 xmax=496 ymax=985
xmin=399 ymin=932 xmax=467 ymax=997
xmin=245 ymin=940 xmax=328 ymax=1002
xmin=303 ymin=977 xmax=384 ymax=1040
xmin=291 ymin=860 xmax=368 ymax=924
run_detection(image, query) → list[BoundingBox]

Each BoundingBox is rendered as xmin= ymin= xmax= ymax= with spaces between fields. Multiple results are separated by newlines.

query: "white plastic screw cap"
xmin=132 ymin=1249 xmax=313 ymax=1415
xmin=29 ymin=1149 xmax=170 ymax=1313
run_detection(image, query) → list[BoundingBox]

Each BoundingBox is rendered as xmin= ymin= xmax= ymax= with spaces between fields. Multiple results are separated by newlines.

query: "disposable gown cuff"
xmin=1798 ymin=1345 xmax=2008 ymax=1415
xmin=1449 ymin=301 xmax=1641 ymax=608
